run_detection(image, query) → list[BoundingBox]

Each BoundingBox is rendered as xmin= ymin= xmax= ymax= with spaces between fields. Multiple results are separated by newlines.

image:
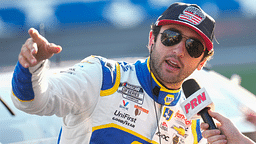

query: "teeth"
xmin=168 ymin=60 xmax=179 ymax=68
xmin=171 ymin=61 xmax=177 ymax=65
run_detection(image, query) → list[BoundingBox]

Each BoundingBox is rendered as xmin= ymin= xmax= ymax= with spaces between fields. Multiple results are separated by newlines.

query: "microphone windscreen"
xmin=182 ymin=79 xmax=201 ymax=98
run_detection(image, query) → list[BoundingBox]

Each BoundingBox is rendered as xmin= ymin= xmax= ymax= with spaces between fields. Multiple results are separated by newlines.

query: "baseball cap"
xmin=155 ymin=2 xmax=215 ymax=52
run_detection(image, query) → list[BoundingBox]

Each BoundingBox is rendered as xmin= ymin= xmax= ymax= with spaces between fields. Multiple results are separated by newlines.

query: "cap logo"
xmin=178 ymin=6 xmax=206 ymax=25
xmin=155 ymin=15 xmax=162 ymax=26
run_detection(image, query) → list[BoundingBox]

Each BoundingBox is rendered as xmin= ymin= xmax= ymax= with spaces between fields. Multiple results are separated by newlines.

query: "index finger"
xmin=28 ymin=28 xmax=49 ymax=50
xmin=28 ymin=28 xmax=40 ymax=41
xmin=28 ymin=28 xmax=48 ymax=45
xmin=208 ymin=111 xmax=229 ymax=124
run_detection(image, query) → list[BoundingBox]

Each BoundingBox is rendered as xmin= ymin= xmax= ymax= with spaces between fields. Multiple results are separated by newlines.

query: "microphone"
xmin=181 ymin=79 xmax=217 ymax=130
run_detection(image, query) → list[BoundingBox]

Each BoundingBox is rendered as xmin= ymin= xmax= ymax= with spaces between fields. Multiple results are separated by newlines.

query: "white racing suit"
xmin=12 ymin=56 xmax=206 ymax=144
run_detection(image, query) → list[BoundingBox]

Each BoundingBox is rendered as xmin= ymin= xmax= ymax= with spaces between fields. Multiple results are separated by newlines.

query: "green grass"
xmin=211 ymin=63 xmax=256 ymax=96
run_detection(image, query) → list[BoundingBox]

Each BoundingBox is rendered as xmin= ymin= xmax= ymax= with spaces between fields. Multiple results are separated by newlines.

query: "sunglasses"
xmin=160 ymin=29 xmax=205 ymax=58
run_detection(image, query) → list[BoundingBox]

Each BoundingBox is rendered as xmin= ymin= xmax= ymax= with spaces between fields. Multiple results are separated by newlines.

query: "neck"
xmin=151 ymin=70 xmax=182 ymax=90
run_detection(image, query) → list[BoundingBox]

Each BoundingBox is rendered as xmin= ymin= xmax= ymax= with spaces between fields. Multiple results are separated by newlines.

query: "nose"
xmin=172 ymin=39 xmax=186 ymax=58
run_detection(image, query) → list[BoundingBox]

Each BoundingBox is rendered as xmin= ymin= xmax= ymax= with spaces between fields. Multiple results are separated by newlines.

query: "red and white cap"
xmin=155 ymin=2 xmax=216 ymax=51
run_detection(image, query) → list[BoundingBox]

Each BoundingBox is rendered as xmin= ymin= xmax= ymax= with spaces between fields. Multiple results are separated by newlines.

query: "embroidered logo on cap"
xmin=178 ymin=6 xmax=206 ymax=25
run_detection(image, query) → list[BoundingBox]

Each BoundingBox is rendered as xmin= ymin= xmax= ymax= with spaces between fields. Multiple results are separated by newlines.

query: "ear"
xmin=197 ymin=58 xmax=207 ymax=70
xmin=148 ymin=30 xmax=155 ymax=52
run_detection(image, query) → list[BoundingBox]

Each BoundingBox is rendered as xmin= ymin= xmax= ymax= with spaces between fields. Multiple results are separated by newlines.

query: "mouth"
xmin=166 ymin=60 xmax=181 ymax=69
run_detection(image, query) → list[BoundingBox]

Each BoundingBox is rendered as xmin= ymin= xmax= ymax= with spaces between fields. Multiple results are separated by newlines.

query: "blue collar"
xmin=135 ymin=58 xmax=181 ymax=106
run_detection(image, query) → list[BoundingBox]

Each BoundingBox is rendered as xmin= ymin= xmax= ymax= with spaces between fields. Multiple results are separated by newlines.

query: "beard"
xmin=149 ymin=45 xmax=198 ymax=88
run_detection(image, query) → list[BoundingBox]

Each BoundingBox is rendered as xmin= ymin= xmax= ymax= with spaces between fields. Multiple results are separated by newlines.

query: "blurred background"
xmin=0 ymin=0 xmax=255 ymax=143
xmin=0 ymin=0 xmax=256 ymax=94
xmin=0 ymin=0 xmax=255 ymax=95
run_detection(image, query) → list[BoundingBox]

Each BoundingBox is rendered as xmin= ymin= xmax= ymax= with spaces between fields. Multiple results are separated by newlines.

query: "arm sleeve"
xmin=11 ymin=56 xmax=102 ymax=117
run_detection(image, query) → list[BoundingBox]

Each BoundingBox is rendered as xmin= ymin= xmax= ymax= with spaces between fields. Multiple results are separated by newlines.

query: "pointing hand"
xmin=18 ymin=28 xmax=62 ymax=68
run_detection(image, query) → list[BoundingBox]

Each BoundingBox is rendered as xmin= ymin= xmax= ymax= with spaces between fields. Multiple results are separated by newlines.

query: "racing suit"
xmin=12 ymin=56 xmax=205 ymax=144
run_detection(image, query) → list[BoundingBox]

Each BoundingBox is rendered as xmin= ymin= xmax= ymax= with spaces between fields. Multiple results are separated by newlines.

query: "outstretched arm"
xmin=12 ymin=28 xmax=102 ymax=117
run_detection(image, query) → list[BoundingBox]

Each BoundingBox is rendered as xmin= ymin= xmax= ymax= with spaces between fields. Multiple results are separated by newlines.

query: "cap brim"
xmin=157 ymin=20 xmax=213 ymax=51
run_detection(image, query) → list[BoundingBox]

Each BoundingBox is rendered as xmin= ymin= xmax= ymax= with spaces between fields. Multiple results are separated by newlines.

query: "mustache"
xmin=165 ymin=54 xmax=183 ymax=68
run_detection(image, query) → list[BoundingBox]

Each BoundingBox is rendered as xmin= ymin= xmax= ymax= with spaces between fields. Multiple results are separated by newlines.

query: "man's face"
xmin=149 ymin=24 xmax=206 ymax=89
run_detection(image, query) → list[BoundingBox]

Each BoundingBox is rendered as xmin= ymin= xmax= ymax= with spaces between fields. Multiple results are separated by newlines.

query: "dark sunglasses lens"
xmin=185 ymin=39 xmax=204 ymax=58
xmin=161 ymin=30 xmax=182 ymax=46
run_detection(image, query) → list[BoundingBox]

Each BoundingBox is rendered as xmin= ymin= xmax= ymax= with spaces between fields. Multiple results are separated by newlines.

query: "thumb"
xmin=47 ymin=43 xmax=62 ymax=54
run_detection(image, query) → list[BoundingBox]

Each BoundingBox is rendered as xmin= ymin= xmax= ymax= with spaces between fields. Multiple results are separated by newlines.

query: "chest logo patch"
xmin=164 ymin=94 xmax=174 ymax=105
xmin=163 ymin=107 xmax=174 ymax=121
xmin=118 ymin=82 xmax=144 ymax=105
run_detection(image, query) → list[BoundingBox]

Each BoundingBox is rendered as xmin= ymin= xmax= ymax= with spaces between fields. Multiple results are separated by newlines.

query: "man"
xmin=201 ymin=111 xmax=255 ymax=144
xmin=11 ymin=2 xmax=219 ymax=144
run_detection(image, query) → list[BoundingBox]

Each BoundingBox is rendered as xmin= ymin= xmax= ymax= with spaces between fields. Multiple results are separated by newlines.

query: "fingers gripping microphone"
xmin=182 ymin=79 xmax=217 ymax=130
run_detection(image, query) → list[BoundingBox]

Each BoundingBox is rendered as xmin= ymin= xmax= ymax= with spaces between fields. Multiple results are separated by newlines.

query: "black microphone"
xmin=182 ymin=79 xmax=217 ymax=130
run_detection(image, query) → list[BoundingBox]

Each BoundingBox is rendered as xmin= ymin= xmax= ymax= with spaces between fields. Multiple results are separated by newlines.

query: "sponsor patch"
xmin=163 ymin=107 xmax=174 ymax=121
xmin=118 ymin=82 xmax=144 ymax=104
xmin=164 ymin=94 xmax=174 ymax=105
xmin=112 ymin=110 xmax=137 ymax=128
xmin=134 ymin=105 xmax=149 ymax=121
xmin=174 ymin=110 xmax=192 ymax=126
xmin=155 ymin=132 xmax=170 ymax=142
xmin=60 ymin=68 xmax=76 ymax=75
xmin=160 ymin=122 xmax=168 ymax=132
xmin=120 ymin=62 xmax=134 ymax=72
xmin=172 ymin=134 xmax=183 ymax=144
xmin=171 ymin=125 xmax=188 ymax=138
xmin=119 ymin=100 xmax=130 ymax=111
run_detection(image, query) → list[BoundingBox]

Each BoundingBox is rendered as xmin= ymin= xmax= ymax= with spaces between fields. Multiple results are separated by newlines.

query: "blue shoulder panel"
xmin=12 ymin=61 xmax=35 ymax=101
xmin=95 ymin=56 xmax=117 ymax=91
xmin=93 ymin=56 xmax=122 ymax=97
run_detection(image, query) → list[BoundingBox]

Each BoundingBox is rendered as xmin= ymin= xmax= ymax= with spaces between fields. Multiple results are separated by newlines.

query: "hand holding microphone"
xmin=201 ymin=111 xmax=256 ymax=144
